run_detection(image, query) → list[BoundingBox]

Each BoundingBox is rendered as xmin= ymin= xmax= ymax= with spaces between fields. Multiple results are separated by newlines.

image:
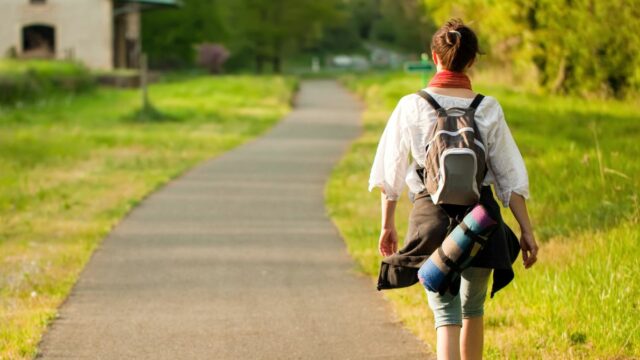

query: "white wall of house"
xmin=0 ymin=0 xmax=114 ymax=69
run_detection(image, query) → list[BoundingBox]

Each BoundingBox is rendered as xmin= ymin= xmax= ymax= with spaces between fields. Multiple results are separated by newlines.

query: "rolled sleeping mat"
xmin=417 ymin=204 xmax=498 ymax=295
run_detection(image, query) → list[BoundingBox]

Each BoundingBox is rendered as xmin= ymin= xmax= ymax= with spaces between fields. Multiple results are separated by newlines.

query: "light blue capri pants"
xmin=425 ymin=266 xmax=492 ymax=329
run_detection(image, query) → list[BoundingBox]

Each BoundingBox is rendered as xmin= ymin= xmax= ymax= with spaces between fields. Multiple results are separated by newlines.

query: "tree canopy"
xmin=422 ymin=0 xmax=640 ymax=97
xmin=141 ymin=0 xmax=432 ymax=72
xmin=142 ymin=0 xmax=639 ymax=97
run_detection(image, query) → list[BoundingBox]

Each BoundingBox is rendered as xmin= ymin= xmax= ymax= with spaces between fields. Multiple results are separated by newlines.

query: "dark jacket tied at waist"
xmin=376 ymin=186 xmax=521 ymax=298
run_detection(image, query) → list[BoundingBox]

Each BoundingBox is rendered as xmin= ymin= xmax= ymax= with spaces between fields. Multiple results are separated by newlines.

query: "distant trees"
xmin=141 ymin=1 xmax=227 ymax=68
xmin=140 ymin=0 xmax=638 ymax=97
xmin=422 ymin=0 xmax=640 ymax=97
xmin=141 ymin=0 xmax=345 ymax=72
xmin=223 ymin=0 xmax=343 ymax=73
xmin=141 ymin=0 xmax=432 ymax=73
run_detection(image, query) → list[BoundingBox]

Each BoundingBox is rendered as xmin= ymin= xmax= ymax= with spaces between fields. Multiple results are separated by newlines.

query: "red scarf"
xmin=428 ymin=70 xmax=472 ymax=90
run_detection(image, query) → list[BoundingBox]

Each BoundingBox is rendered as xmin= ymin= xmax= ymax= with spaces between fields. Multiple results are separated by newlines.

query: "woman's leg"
xmin=437 ymin=325 xmax=461 ymax=360
xmin=426 ymin=287 xmax=462 ymax=360
xmin=459 ymin=267 xmax=492 ymax=360
xmin=461 ymin=317 xmax=483 ymax=360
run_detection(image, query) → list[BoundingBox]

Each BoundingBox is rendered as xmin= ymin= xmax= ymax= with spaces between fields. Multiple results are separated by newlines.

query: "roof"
xmin=119 ymin=0 xmax=181 ymax=7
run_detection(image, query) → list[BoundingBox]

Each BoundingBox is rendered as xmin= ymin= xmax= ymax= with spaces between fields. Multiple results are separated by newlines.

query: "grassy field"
xmin=326 ymin=71 xmax=640 ymax=359
xmin=0 ymin=74 xmax=296 ymax=359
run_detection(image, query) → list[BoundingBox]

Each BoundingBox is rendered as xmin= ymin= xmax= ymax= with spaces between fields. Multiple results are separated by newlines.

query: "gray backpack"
xmin=416 ymin=90 xmax=487 ymax=206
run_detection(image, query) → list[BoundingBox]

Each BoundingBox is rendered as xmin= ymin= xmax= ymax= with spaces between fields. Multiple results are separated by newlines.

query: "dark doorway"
xmin=22 ymin=24 xmax=55 ymax=58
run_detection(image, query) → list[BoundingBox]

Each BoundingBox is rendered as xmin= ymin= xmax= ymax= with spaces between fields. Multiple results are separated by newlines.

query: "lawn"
xmin=0 ymin=74 xmax=296 ymax=359
xmin=327 ymin=71 xmax=640 ymax=359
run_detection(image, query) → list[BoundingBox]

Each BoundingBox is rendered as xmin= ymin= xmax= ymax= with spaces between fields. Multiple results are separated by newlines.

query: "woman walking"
xmin=369 ymin=19 xmax=539 ymax=360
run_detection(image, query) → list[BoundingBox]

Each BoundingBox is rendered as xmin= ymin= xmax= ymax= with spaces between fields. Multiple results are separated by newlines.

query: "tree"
xmin=141 ymin=0 xmax=228 ymax=68
xmin=225 ymin=0 xmax=345 ymax=73
xmin=420 ymin=0 xmax=640 ymax=97
xmin=141 ymin=0 xmax=444 ymax=73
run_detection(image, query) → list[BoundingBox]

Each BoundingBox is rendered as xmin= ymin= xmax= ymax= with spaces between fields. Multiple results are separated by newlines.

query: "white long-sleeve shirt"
xmin=368 ymin=89 xmax=529 ymax=207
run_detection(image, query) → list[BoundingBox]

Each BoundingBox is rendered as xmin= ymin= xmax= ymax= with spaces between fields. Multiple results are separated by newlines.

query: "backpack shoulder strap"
xmin=469 ymin=94 xmax=485 ymax=109
xmin=467 ymin=93 xmax=490 ymax=179
xmin=416 ymin=90 xmax=443 ymax=111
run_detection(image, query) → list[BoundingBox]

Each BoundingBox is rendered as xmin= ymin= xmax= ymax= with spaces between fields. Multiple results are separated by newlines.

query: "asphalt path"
xmin=36 ymin=80 xmax=432 ymax=359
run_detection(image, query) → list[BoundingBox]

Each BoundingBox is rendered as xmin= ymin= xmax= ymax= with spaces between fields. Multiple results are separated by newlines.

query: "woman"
xmin=369 ymin=19 xmax=539 ymax=360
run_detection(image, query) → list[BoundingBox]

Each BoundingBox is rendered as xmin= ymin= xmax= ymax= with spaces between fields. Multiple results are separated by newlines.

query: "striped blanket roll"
xmin=417 ymin=204 xmax=498 ymax=295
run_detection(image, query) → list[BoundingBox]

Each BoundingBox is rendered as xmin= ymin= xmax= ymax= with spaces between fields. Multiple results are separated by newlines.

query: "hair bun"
xmin=445 ymin=30 xmax=462 ymax=45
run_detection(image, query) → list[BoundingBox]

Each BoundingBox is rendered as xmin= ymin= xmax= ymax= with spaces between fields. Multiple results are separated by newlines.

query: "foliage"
xmin=141 ymin=0 xmax=639 ymax=95
xmin=141 ymin=1 xmax=229 ymax=68
xmin=221 ymin=0 xmax=340 ymax=73
xmin=421 ymin=0 xmax=640 ymax=97
xmin=0 ymin=74 xmax=297 ymax=359
xmin=316 ymin=0 xmax=434 ymax=54
xmin=141 ymin=0 xmax=345 ymax=72
xmin=141 ymin=0 xmax=432 ymax=72
xmin=0 ymin=59 xmax=95 ymax=106
xmin=327 ymin=71 xmax=640 ymax=358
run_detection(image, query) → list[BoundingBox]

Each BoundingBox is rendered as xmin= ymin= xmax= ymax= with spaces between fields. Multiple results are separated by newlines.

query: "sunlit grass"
xmin=0 ymin=59 xmax=86 ymax=76
xmin=0 ymin=74 xmax=296 ymax=359
xmin=327 ymin=71 xmax=640 ymax=359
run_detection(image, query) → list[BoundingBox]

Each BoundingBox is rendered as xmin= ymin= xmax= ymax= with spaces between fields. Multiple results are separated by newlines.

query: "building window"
xmin=30 ymin=0 xmax=46 ymax=4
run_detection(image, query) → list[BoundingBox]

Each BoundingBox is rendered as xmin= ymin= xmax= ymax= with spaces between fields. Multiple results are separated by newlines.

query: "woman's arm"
xmin=508 ymin=193 xmax=539 ymax=269
xmin=369 ymin=96 xmax=413 ymax=256
xmin=378 ymin=190 xmax=398 ymax=257
xmin=368 ymin=96 xmax=412 ymax=201
xmin=483 ymin=100 xmax=538 ymax=268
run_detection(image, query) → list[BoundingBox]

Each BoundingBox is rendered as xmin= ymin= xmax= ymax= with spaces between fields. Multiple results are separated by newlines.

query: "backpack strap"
xmin=438 ymin=247 xmax=461 ymax=273
xmin=469 ymin=94 xmax=485 ymax=109
xmin=459 ymin=221 xmax=488 ymax=248
xmin=467 ymin=94 xmax=499 ymax=194
xmin=467 ymin=93 xmax=489 ymax=179
xmin=416 ymin=90 xmax=443 ymax=112
xmin=418 ymin=90 xmax=484 ymax=111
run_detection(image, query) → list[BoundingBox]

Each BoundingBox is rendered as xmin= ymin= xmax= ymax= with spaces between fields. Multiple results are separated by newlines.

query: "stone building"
xmin=0 ymin=0 xmax=178 ymax=69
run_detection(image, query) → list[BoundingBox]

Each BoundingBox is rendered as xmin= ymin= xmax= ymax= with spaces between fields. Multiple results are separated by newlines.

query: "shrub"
xmin=0 ymin=59 xmax=95 ymax=106
xmin=195 ymin=43 xmax=230 ymax=74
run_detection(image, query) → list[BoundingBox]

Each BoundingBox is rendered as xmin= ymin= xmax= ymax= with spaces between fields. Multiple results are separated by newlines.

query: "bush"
xmin=0 ymin=59 xmax=95 ymax=106
xmin=195 ymin=43 xmax=230 ymax=74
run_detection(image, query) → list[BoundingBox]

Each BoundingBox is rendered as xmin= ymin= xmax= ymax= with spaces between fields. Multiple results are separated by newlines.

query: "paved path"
xmin=37 ymin=80 xmax=431 ymax=359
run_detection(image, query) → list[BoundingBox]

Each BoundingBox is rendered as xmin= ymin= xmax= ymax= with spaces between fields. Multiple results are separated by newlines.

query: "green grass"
xmin=326 ymin=71 xmax=640 ymax=359
xmin=0 ymin=74 xmax=297 ymax=359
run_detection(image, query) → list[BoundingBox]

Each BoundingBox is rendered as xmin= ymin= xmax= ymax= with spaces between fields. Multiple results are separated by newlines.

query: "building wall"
xmin=0 ymin=0 xmax=114 ymax=69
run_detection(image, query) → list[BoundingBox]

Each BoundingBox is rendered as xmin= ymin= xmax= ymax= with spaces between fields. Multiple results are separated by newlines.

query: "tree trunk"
xmin=272 ymin=55 xmax=281 ymax=73
xmin=551 ymin=57 xmax=567 ymax=94
xmin=255 ymin=55 xmax=264 ymax=74
xmin=272 ymin=38 xmax=283 ymax=74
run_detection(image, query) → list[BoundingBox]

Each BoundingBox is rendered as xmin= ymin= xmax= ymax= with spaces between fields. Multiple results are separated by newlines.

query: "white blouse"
xmin=368 ymin=89 xmax=529 ymax=207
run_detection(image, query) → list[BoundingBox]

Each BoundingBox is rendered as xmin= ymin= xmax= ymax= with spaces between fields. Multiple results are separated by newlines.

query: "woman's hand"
xmin=508 ymin=193 xmax=538 ymax=269
xmin=520 ymin=231 xmax=538 ymax=269
xmin=378 ymin=227 xmax=398 ymax=257
xmin=378 ymin=191 xmax=398 ymax=257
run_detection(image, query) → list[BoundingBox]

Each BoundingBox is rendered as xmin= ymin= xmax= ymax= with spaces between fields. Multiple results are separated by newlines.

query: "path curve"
xmin=37 ymin=80 xmax=432 ymax=359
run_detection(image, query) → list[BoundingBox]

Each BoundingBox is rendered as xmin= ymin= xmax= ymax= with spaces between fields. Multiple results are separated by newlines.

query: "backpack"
xmin=416 ymin=90 xmax=487 ymax=206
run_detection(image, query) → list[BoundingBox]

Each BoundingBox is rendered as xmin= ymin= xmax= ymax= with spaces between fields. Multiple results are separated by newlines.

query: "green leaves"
xmin=421 ymin=0 xmax=640 ymax=98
